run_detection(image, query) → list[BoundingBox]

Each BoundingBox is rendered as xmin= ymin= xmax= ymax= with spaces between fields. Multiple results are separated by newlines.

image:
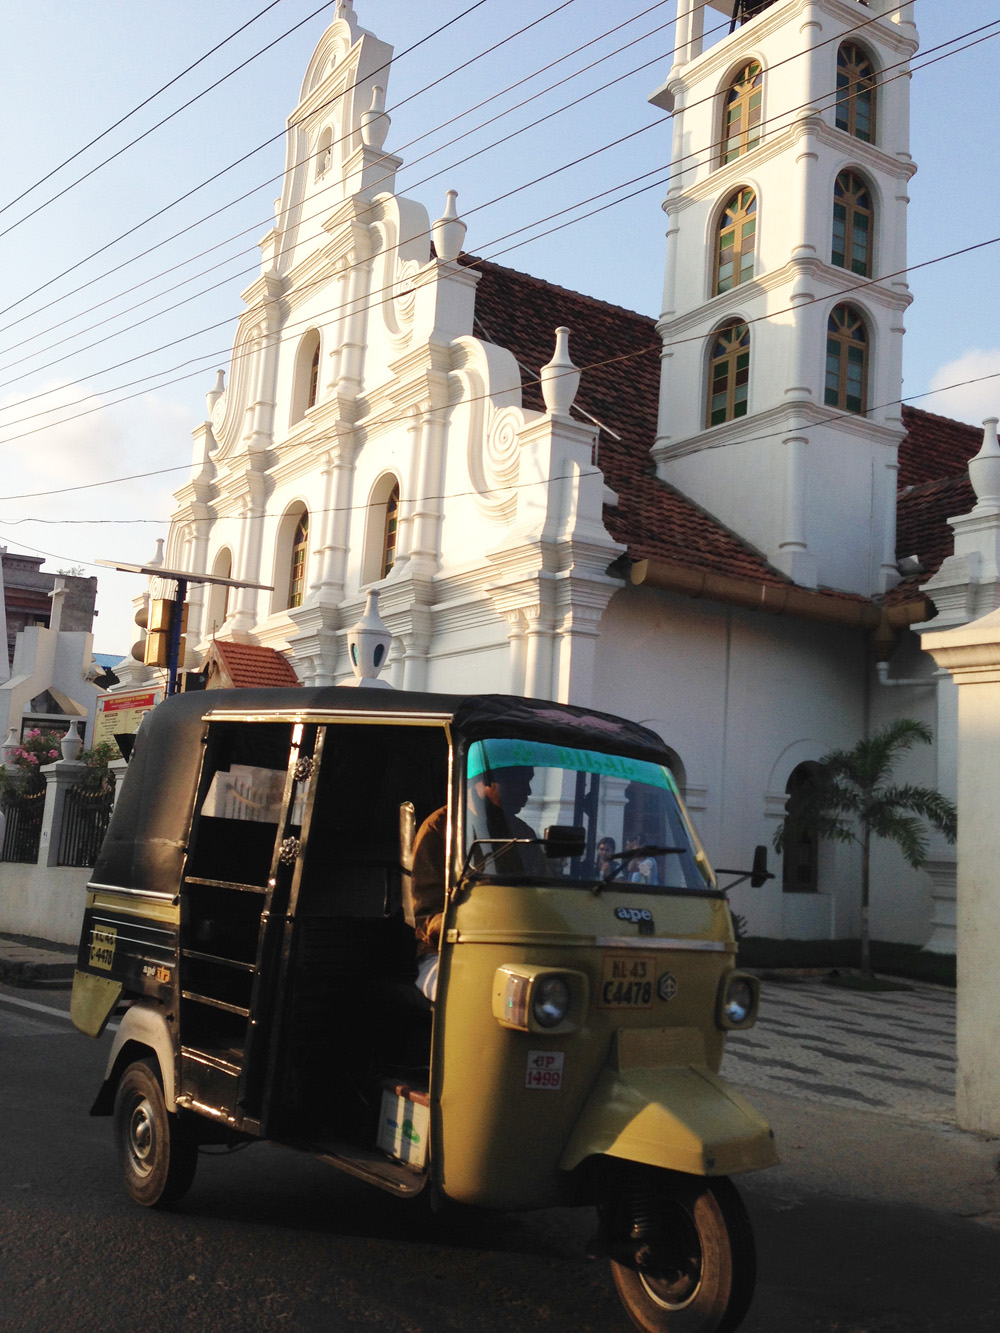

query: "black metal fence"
xmin=0 ymin=789 xmax=45 ymax=864
xmin=58 ymin=782 xmax=116 ymax=868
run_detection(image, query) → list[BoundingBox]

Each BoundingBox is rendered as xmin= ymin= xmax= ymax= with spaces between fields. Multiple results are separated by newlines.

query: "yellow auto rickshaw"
xmin=72 ymin=687 xmax=777 ymax=1332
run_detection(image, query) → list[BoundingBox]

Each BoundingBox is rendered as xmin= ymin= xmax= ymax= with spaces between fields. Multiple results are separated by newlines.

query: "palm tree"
xmin=774 ymin=719 xmax=957 ymax=977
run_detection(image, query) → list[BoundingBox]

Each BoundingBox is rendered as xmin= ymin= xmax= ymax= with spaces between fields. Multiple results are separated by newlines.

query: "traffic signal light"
xmin=142 ymin=598 xmax=188 ymax=668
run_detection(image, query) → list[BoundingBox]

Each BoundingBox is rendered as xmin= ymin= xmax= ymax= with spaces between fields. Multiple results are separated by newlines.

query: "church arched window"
xmin=714 ymin=188 xmax=757 ymax=295
xmin=287 ymin=510 xmax=309 ymax=609
xmin=706 ymin=320 xmax=751 ymax=427
xmin=362 ymin=474 xmax=402 ymax=584
xmin=721 ymin=62 xmax=763 ymax=165
xmin=824 ymin=304 xmax=869 ymax=415
xmin=832 ymin=171 xmax=873 ymax=277
xmin=290 ymin=329 xmax=321 ymax=425
xmin=206 ymin=547 xmax=233 ymax=634
xmin=782 ymin=763 xmax=822 ymax=894
xmin=381 ymin=482 xmax=400 ymax=579
xmin=835 ymin=42 xmax=876 ymax=143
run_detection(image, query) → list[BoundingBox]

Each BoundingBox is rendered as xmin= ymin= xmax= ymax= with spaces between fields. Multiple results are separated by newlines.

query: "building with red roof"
xmin=157 ymin=2 xmax=987 ymax=947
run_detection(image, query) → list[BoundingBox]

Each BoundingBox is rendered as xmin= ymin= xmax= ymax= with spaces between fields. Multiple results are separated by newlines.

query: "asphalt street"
xmin=1 ymin=950 xmax=998 ymax=1331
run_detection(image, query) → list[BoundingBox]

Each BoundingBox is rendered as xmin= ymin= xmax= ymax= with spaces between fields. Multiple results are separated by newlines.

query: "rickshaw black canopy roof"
xmin=92 ymin=688 xmax=671 ymax=898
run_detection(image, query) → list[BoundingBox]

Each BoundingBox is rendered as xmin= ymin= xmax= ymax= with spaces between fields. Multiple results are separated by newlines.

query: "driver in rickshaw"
xmin=411 ymin=763 xmax=544 ymax=1001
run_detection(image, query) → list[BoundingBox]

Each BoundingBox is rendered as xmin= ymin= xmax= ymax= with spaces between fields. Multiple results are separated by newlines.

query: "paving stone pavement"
xmin=723 ymin=977 xmax=956 ymax=1125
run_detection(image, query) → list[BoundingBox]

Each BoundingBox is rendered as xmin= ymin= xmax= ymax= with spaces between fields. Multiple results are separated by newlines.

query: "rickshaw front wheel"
xmin=605 ymin=1172 xmax=755 ymax=1333
xmin=113 ymin=1058 xmax=198 ymax=1208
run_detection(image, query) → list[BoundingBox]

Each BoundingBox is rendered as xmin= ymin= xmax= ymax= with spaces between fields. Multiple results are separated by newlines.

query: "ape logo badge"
xmin=615 ymin=907 xmax=652 ymax=924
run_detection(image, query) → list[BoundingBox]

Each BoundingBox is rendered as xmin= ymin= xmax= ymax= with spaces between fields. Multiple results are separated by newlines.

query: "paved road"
xmin=2 ymin=975 xmax=998 ymax=1332
xmin=725 ymin=978 xmax=956 ymax=1124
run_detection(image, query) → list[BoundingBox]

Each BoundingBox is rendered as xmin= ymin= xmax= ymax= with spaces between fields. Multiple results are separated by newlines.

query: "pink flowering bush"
xmin=0 ymin=728 xmax=64 ymax=797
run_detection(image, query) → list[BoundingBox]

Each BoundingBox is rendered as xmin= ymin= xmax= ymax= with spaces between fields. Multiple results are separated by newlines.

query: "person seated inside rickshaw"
xmin=411 ymin=764 xmax=544 ymax=1001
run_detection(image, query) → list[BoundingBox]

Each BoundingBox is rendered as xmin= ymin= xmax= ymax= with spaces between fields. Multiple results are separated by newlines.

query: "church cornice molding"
xmin=656 ymin=254 xmax=910 ymax=342
xmin=664 ymin=116 xmax=913 ymax=220
xmin=653 ymin=395 xmax=903 ymax=465
xmin=662 ymin=0 xmax=916 ymax=97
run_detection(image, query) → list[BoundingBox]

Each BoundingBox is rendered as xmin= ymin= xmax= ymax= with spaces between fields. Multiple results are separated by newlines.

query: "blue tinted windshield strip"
xmin=467 ymin=738 xmax=669 ymax=789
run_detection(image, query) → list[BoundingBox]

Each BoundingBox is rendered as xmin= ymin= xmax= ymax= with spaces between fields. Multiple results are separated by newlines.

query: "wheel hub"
xmin=128 ymin=1098 xmax=156 ymax=1175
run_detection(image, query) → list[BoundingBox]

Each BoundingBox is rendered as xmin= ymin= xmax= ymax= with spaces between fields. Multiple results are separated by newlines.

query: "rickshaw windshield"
xmin=463 ymin=737 xmax=714 ymax=894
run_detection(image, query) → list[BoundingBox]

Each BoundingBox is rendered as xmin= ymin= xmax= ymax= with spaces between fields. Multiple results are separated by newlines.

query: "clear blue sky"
xmin=0 ymin=0 xmax=995 ymax=654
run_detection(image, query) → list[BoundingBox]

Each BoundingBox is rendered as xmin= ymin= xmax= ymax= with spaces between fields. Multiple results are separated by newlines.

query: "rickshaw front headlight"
xmin=717 ymin=972 xmax=760 ymax=1029
xmin=532 ymin=975 xmax=570 ymax=1029
xmin=492 ymin=966 xmax=586 ymax=1032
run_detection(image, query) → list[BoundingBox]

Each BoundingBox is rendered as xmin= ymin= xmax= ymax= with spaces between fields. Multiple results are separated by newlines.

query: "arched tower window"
xmin=835 ymin=42 xmax=876 ymax=143
xmin=832 ymin=171 xmax=873 ymax=277
xmin=287 ymin=511 xmax=309 ymax=609
xmin=290 ymin=329 xmax=321 ymax=425
xmin=706 ymin=320 xmax=751 ymax=427
xmin=714 ymin=188 xmax=757 ymax=294
xmin=721 ymin=62 xmax=763 ymax=165
xmin=782 ymin=763 xmax=822 ymax=894
xmin=381 ymin=482 xmax=400 ymax=579
xmin=824 ymin=304 xmax=869 ymax=414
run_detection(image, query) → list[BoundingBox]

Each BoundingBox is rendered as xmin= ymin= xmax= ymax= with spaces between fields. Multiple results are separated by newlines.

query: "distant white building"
xmin=0 ymin=549 xmax=102 ymax=748
xmin=157 ymin=0 xmax=995 ymax=948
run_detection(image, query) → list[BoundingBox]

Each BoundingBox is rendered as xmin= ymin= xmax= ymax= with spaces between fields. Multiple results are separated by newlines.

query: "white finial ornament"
xmin=540 ymin=327 xmax=580 ymax=418
xmin=360 ymin=85 xmax=390 ymax=151
xmin=205 ymin=369 xmax=225 ymax=420
xmin=970 ymin=417 xmax=1000 ymax=511
xmin=342 ymin=589 xmax=393 ymax=688
xmin=432 ymin=190 xmax=467 ymax=263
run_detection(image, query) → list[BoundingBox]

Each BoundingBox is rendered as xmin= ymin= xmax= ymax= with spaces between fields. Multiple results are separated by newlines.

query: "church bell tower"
xmin=649 ymin=0 xmax=918 ymax=594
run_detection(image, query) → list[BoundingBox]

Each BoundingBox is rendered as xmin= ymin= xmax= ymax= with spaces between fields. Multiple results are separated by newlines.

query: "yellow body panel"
xmin=559 ymin=1064 xmax=779 ymax=1177
xmin=432 ymin=881 xmax=772 ymax=1209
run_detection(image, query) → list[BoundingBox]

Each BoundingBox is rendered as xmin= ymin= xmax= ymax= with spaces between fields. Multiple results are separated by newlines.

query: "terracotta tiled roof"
xmin=467 ymin=257 xmax=982 ymax=611
xmin=898 ymin=406 xmax=982 ymax=488
xmin=204 ymin=639 xmax=301 ymax=689
xmin=469 ymin=257 xmax=792 ymax=590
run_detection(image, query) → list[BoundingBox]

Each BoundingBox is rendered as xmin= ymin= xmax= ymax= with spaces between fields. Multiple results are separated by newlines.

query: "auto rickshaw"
xmin=71 ymin=688 xmax=777 ymax=1332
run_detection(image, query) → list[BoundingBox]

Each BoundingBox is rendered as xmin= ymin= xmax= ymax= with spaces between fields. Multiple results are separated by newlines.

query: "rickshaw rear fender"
xmin=89 ymin=1005 xmax=175 ymax=1116
xmin=559 ymin=1063 xmax=779 ymax=1179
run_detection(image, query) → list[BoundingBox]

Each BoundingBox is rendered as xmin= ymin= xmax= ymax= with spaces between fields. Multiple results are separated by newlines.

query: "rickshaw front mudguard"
xmin=560 ymin=1063 xmax=779 ymax=1181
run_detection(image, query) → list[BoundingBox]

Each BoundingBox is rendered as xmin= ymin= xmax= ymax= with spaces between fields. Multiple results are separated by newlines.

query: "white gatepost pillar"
xmin=923 ymin=607 xmax=1000 ymax=1134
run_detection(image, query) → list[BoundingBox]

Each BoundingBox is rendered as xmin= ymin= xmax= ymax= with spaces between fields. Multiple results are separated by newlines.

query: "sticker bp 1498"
xmin=525 ymin=1050 xmax=564 ymax=1090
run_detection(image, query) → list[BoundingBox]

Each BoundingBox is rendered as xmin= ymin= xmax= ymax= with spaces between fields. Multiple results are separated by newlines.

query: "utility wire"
xmin=0 ymin=7 xmax=986 ymax=427
xmin=0 ymin=0 xmax=655 ymax=351
xmin=0 ymin=0 xmax=681 ymax=381
xmin=0 ymin=0 xmax=493 ymax=322
xmin=0 ymin=0 xmax=304 ymax=230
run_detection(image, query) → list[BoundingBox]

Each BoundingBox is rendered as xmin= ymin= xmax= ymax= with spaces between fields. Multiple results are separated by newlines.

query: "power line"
xmin=0 ymin=6 xmax=988 ymax=430
xmin=0 ymin=0 xmax=679 ymax=383
xmin=0 ymin=0 xmax=493 ymax=323
xmin=0 ymin=0 xmax=301 ymax=229
xmin=0 ymin=0 xmax=647 ymax=355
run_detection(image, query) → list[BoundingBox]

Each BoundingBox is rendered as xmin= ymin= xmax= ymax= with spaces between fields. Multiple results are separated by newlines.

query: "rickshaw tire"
xmin=113 ymin=1057 xmax=198 ymax=1209
xmin=607 ymin=1173 xmax=756 ymax=1333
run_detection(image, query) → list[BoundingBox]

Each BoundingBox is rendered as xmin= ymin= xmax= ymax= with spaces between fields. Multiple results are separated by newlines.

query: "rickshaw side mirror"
xmin=750 ymin=845 xmax=772 ymax=888
xmin=543 ymin=825 xmax=586 ymax=859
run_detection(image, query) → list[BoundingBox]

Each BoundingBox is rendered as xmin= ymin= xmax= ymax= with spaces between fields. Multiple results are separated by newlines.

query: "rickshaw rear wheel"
xmin=605 ymin=1172 xmax=755 ymax=1333
xmin=113 ymin=1058 xmax=198 ymax=1208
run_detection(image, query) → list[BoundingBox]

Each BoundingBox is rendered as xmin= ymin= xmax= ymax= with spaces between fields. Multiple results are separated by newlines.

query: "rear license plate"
xmin=599 ymin=954 xmax=655 ymax=1008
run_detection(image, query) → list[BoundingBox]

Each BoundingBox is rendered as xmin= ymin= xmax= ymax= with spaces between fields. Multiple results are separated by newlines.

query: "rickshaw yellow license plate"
xmin=599 ymin=954 xmax=656 ymax=1008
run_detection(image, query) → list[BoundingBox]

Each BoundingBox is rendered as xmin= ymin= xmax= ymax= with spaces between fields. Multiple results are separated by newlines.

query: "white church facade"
xmin=153 ymin=0 xmax=992 ymax=947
